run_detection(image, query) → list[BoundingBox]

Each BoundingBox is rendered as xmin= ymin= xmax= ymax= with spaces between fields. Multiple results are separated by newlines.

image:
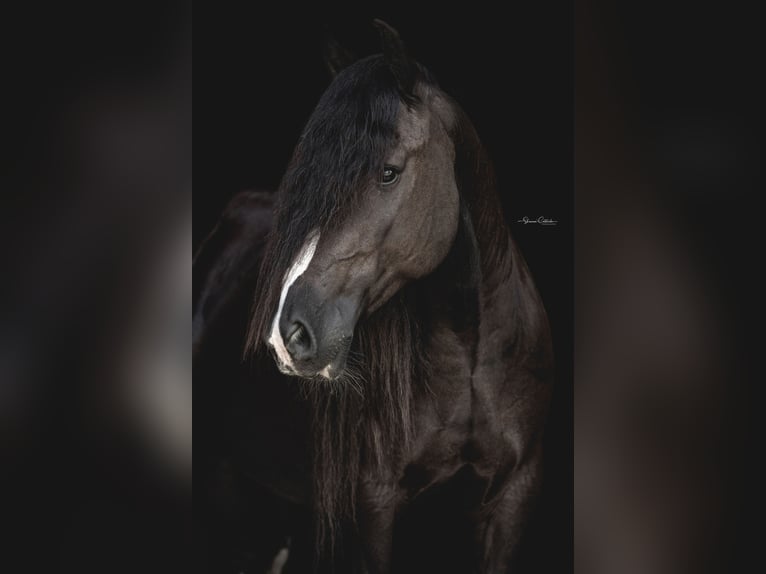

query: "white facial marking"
xmin=268 ymin=231 xmax=320 ymax=370
xmin=320 ymin=365 xmax=332 ymax=379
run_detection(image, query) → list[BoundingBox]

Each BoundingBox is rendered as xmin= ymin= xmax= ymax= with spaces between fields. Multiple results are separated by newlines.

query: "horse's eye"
xmin=381 ymin=166 xmax=400 ymax=186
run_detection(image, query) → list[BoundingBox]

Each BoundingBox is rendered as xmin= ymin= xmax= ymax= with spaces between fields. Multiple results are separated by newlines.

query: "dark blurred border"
xmin=2 ymin=5 xmax=191 ymax=573
xmin=577 ymin=1 xmax=763 ymax=571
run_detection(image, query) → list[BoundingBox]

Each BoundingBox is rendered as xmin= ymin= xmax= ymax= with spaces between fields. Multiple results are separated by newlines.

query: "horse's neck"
xmin=414 ymin=116 xmax=550 ymax=378
xmin=416 ymin=198 xmax=524 ymax=339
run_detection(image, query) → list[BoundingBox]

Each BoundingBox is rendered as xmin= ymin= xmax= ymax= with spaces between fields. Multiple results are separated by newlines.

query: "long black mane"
xmin=247 ymin=56 xmax=407 ymax=353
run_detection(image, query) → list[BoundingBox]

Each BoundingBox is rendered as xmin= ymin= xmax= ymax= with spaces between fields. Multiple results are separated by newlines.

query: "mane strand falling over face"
xmin=246 ymin=56 xmax=407 ymax=356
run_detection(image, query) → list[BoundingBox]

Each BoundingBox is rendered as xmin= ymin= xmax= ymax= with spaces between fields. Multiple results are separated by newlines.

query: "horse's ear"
xmin=323 ymin=33 xmax=356 ymax=78
xmin=373 ymin=19 xmax=416 ymax=99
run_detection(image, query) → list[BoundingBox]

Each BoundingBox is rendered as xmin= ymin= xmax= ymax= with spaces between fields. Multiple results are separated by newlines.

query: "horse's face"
xmin=268 ymin=87 xmax=459 ymax=380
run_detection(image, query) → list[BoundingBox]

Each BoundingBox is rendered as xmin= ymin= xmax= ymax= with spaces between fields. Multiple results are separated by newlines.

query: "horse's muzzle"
xmin=275 ymin=278 xmax=359 ymax=380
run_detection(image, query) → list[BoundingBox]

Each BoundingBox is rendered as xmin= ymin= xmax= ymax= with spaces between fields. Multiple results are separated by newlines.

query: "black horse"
xmin=197 ymin=21 xmax=553 ymax=574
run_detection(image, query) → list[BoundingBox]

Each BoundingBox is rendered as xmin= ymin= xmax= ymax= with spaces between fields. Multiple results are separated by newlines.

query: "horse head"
xmin=250 ymin=21 xmax=461 ymax=381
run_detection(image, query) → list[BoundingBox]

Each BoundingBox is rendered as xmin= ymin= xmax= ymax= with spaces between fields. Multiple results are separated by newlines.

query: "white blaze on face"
xmin=268 ymin=230 xmax=320 ymax=370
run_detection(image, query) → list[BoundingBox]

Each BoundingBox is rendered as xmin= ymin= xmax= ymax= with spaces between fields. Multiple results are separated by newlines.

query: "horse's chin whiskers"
xmin=340 ymin=354 xmax=367 ymax=398
xmin=293 ymin=358 xmax=367 ymax=399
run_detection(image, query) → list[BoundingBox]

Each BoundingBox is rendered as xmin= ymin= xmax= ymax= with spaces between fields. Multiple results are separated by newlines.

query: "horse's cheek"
xmin=402 ymin=196 xmax=458 ymax=277
xmin=430 ymin=179 xmax=461 ymax=261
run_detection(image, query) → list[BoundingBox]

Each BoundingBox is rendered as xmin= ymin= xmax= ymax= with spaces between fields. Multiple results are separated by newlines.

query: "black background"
xmin=196 ymin=3 xmax=572 ymax=571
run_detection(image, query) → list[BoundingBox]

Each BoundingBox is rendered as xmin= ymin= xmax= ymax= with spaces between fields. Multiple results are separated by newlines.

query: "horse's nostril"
xmin=285 ymin=320 xmax=315 ymax=360
xmin=286 ymin=323 xmax=304 ymax=346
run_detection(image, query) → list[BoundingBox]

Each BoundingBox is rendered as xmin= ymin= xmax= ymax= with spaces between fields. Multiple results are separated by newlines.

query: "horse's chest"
xmin=401 ymin=397 xmax=511 ymax=506
xmin=403 ymin=336 xmax=513 ymax=498
xmin=422 ymin=324 xmax=509 ymax=430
